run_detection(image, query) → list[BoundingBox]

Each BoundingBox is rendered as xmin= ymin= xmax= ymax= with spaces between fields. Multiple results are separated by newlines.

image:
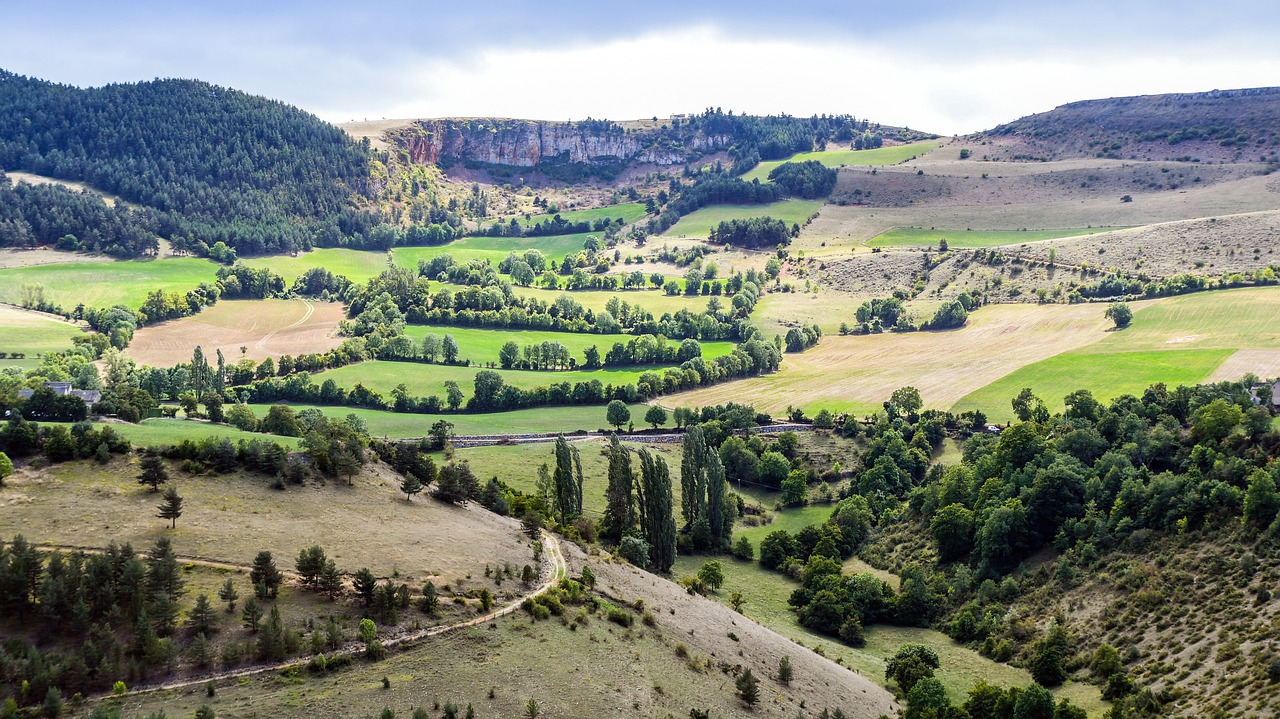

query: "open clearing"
xmin=4 ymin=169 xmax=127 ymax=206
xmin=403 ymin=323 xmax=736 ymax=365
xmin=740 ymin=141 xmax=941 ymax=182
xmin=242 ymin=247 xmax=392 ymax=284
xmin=314 ymin=360 xmax=659 ymax=400
xmin=865 ymin=226 xmax=1123 ymax=249
xmin=670 ymin=302 xmax=1117 ymax=415
xmin=0 ymin=304 xmax=86 ymax=357
xmin=0 ymin=256 xmax=220 ymax=310
xmin=0 ymin=247 xmax=117 ymax=269
xmin=125 ymin=298 xmax=346 ymax=366
xmin=681 ymin=287 xmax=1280 ymax=417
xmin=481 ymin=201 xmax=647 ymax=230
xmin=0 ymin=458 xmax=526 ymax=582
xmin=954 ymin=287 xmax=1280 ymax=419
xmin=244 ymin=402 xmax=647 ymax=438
xmin=664 ymin=200 xmax=824 ymax=237
xmin=393 ymin=231 xmax=600 ymax=269
xmin=44 ymin=418 xmax=303 ymax=449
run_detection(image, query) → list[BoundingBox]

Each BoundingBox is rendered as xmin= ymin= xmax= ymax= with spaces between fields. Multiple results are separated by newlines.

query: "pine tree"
xmin=778 ymin=655 xmax=794 ymax=684
xmin=419 ymin=581 xmax=438 ymax=614
xmin=146 ymin=536 xmax=184 ymax=601
xmin=137 ymin=452 xmax=168 ymax=492
xmin=602 ymin=435 xmax=634 ymax=544
xmin=257 ymin=604 xmax=286 ymax=660
xmin=250 ymin=551 xmax=283 ymax=599
xmin=401 ymin=471 xmax=423 ymax=501
xmin=736 ymin=667 xmax=760 ymax=706
xmin=187 ymin=594 xmax=216 ymax=635
xmin=218 ymin=578 xmax=239 ymax=612
xmin=241 ymin=596 xmax=262 ymax=632
xmin=353 ymin=568 xmax=377 ymax=606
xmin=157 ymin=485 xmax=183 ymax=528
xmin=318 ymin=560 xmax=343 ymax=599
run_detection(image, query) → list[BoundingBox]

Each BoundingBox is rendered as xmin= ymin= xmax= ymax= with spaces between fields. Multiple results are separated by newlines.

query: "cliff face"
xmin=391 ymin=119 xmax=728 ymax=168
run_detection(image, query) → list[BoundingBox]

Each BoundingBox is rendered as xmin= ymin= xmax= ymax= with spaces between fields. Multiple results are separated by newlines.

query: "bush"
xmin=732 ymin=535 xmax=754 ymax=560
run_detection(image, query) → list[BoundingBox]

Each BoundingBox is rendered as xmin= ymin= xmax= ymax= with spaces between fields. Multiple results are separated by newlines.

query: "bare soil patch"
xmin=125 ymin=298 xmax=345 ymax=366
xmin=0 ymin=247 xmax=115 ymax=269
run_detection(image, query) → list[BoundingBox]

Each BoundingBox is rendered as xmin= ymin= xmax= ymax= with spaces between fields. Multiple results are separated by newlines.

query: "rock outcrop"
xmin=389 ymin=119 xmax=729 ymax=168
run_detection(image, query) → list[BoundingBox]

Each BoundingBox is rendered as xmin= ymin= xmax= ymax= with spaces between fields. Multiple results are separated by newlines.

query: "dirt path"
xmin=77 ymin=531 xmax=565 ymax=701
xmin=254 ymin=298 xmax=314 ymax=352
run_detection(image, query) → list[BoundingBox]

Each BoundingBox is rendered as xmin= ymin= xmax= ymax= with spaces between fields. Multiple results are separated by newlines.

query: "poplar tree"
xmin=602 ymin=435 xmax=634 ymax=544
xmin=636 ymin=448 xmax=676 ymax=573
xmin=552 ymin=436 xmax=582 ymax=522
xmin=680 ymin=426 xmax=707 ymax=526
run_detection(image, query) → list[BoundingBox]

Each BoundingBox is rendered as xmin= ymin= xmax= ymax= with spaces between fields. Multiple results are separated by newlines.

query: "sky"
xmin=2 ymin=0 xmax=1278 ymax=135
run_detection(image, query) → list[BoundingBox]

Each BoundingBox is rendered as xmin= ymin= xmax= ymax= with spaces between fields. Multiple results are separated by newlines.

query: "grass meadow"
xmin=392 ymin=232 xmax=598 ymax=269
xmin=44 ymin=418 xmax=302 ymax=449
xmin=0 ymin=305 xmax=86 ymax=358
xmin=740 ymin=141 xmax=941 ymax=182
xmin=244 ymin=402 xmax=649 ymax=438
xmin=314 ymin=360 xmax=661 ymax=400
xmin=865 ymin=226 xmax=1123 ymax=249
xmin=0 ymin=256 xmax=220 ymax=309
xmin=481 ymin=201 xmax=647 ymax=231
xmin=663 ymin=200 xmax=824 ymax=237
xmin=401 ymin=323 xmax=736 ymax=366
xmin=242 ymin=247 xmax=392 ymax=284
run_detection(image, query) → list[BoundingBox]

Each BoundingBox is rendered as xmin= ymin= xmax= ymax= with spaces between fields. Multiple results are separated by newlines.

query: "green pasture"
xmin=740 ymin=141 xmax=940 ymax=182
xmin=242 ymin=247 xmax=392 ymax=284
xmin=241 ymin=402 xmax=648 ymax=439
xmin=44 ymin=418 xmax=301 ymax=449
xmin=402 ymin=323 xmax=736 ymax=366
xmin=663 ymin=200 xmax=824 ymax=237
xmin=0 ymin=256 xmax=219 ymax=310
xmin=481 ymin=202 xmax=647 ymax=231
xmin=0 ymin=305 xmax=86 ymax=358
xmin=313 ymin=360 xmax=664 ymax=400
xmin=865 ymin=226 xmax=1123 ymax=249
xmin=1076 ymin=287 xmax=1280 ymax=354
xmin=953 ymin=349 xmax=1232 ymax=422
xmin=392 ymin=232 xmax=598 ymax=269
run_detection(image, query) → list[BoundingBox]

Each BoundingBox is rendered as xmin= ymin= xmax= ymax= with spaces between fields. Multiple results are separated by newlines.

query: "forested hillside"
xmin=0 ymin=70 xmax=378 ymax=255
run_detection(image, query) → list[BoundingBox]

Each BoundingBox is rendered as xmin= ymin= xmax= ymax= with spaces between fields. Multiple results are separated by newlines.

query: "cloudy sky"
xmin=2 ymin=0 xmax=1277 ymax=135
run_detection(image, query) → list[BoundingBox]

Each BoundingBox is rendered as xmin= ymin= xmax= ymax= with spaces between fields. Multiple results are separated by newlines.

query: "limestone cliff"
xmin=388 ymin=119 xmax=730 ymax=169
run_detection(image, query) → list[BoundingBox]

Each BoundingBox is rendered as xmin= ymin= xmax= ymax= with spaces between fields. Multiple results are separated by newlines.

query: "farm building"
xmin=16 ymin=381 xmax=102 ymax=405
xmin=1249 ymin=379 xmax=1280 ymax=408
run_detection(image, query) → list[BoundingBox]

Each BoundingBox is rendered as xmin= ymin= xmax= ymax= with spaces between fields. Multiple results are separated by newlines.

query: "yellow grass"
xmin=669 ymin=302 xmax=1118 ymax=415
xmin=124 ymin=298 xmax=346 ymax=367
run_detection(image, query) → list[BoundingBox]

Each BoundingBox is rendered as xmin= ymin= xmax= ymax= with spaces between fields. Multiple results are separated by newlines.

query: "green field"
xmin=393 ymin=232 xmax=599 ymax=269
xmin=0 ymin=256 xmax=219 ymax=310
xmin=314 ymin=360 xmax=664 ymax=400
xmin=741 ymin=141 xmax=941 ymax=182
xmin=243 ymin=402 xmax=649 ymax=438
xmin=44 ymin=418 xmax=301 ymax=448
xmin=402 ymin=323 xmax=736 ymax=366
xmin=482 ymin=201 xmax=647 ymax=230
xmin=865 ymin=226 xmax=1124 ymax=249
xmin=663 ymin=200 xmax=824 ymax=237
xmin=670 ymin=556 xmax=1102 ymax=713
xmin=954 ymin=287 xmax=1280 ymax=420
xmin=953 ymin=348 xmax=1232 ymax=421
xmin=242 ymin=247 xmax=392 ymax=284
xmin=734 ymin=504 xmax=834 ymax=546
xmin=0 ymin=305 xmax=86 ymax=358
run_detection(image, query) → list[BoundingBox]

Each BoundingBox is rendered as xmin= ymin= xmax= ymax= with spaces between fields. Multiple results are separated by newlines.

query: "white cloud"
xmin=308 ymin=26 xmax=1280 ymax=134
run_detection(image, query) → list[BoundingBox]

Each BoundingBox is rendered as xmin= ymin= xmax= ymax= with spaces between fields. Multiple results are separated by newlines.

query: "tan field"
xmin=669 ymin=301 xmax=1121 ymax=415
xmin=0 ymin=247 xmax=116 ymax=269
xmin=5 ymin=169 xmax=127 ymax=207
xmin=1 ymin=456 xmax=528 ymax=584
xmin=125 ymin=298 xmax=346 ymax=366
